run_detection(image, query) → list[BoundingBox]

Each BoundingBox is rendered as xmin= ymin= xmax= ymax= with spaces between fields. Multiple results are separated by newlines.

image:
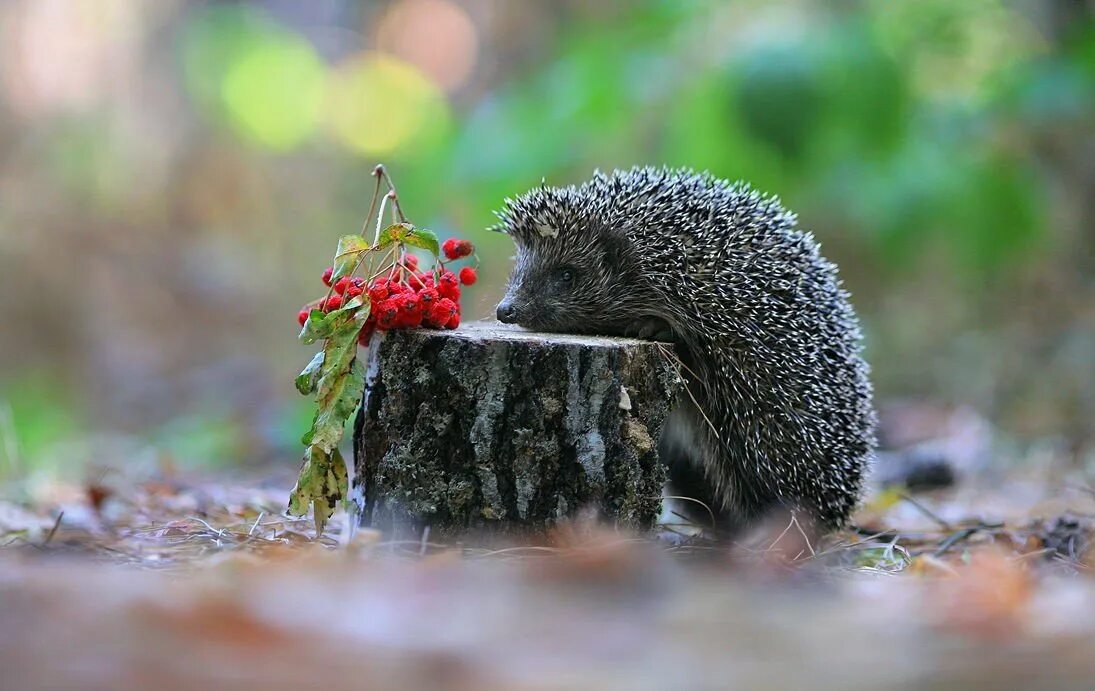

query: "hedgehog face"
xmin=496 ymin=235 xmax=628 ymax=334
xmin=493 ymin=182 xmax=656 ymax=335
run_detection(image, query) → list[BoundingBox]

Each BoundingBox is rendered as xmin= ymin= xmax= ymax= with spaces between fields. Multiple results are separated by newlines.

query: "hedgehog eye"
xmin=557 ymin=267 xmax=576 ymax=285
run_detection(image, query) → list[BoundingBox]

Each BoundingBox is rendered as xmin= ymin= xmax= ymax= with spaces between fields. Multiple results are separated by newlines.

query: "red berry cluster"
xmin=297 ymin=239 xmax=478 ymax=347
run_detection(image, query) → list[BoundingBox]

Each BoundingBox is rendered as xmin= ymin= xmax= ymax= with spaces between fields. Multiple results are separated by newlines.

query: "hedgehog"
xmin=492 ymin=166 xmax=876 ymax=531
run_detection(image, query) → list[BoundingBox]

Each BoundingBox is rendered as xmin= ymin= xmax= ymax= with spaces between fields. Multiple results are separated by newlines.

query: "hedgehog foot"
xmin=625 ymin=316 xmax=675 ymax=342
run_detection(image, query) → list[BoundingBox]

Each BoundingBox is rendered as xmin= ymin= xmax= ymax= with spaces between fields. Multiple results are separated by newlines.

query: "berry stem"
xmin=366 ymin=247 xmax=398 ymax=281
xmin=395 ymin=260 xmax=427 ymax=288
xmin=389 ymin=191 xmax=400 ymax=227
xmin=329 ymin=164 xmax=392 ymax=309
xmin=373 ymin=164 xmax=408 ymax=223
xmin=359 ymin=167 xmax=386 ymax=238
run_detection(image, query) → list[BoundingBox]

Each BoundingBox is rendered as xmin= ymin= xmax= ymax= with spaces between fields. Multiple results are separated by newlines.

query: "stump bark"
xmin=351 ymin=321 xmax=681 ymax=536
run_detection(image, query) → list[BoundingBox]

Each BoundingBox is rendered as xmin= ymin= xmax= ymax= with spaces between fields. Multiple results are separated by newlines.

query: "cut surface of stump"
xmin=352 ymin=321 xmax=681 ymax=536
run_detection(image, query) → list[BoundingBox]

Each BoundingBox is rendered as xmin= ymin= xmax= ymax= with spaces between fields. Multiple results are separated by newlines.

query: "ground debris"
xmin=2 ymin=464 xmax=1095 ymax=688
xmin=1035 ymin=513 xmax=1093 ymax=564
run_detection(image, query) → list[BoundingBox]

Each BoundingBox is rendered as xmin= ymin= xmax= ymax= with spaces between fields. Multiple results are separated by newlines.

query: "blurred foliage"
xmin=0 ymin=0 xmax=1092 ymax=477
xmin=183 ymin=5 xmax=325 ymax=150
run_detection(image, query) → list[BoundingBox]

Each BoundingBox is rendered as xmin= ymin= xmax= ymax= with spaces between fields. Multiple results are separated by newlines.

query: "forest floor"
xmin=1 ymin=405 xmax=1093 ymax=689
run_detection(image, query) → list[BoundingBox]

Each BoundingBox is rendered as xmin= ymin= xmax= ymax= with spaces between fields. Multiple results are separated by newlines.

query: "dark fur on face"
xmin=493 ymin=185 xmax=657 ymax=336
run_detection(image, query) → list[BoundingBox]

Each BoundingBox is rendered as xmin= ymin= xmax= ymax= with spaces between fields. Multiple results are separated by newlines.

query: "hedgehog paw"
xmin=627 ymin=317 xmax=675 ymax=342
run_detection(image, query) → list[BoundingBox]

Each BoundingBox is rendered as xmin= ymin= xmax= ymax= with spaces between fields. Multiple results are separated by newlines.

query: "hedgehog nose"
xmin=496 ymin=301 xmax=519 ymax=324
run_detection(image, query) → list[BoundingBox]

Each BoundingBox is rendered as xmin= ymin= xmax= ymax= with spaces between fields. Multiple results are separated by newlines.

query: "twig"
xmin=372 ymin=192 xmax=391 ymax=247
xmin=934 ymin=527 xmax=977 ymax=556
xmin=373 ymin=164 xmax=408 ymax=222
xmin=359 ymin=166 xmax=386 ymax=237
xmin=1012 ymin=547 xmax=1056 ymax=562
xmin=790 ymin=513 xmax=815 ymax=557
xmin=768 ymin=514 xmax=797 ymax=553
xmin=663 ymin=495 xmax=717 ymax=529
xmin=654 ymin=342 xmax=723 ymax=446
xmin=899 ymin=493 xmax=952 ymax=531
xmin=187 ymin=516 xmax=227 ymax=541
xmin=43 ymin=511 xmax=64 ymax=545
xmin=248 ymin=512 xmax=265 ymax=537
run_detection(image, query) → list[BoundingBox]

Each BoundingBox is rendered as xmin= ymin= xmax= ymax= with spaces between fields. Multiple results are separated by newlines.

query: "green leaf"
xmin=295 ymin=351 xmax=325 ymax=395
xmin=403 ymin=227 xmax=440 ymax=258
xmin=375 ymin=222 xmax=414 ymax=250
xmin=375 ymin=223 xmax=439 ymax=257
xmin=332 ymin=234 xmax=370 ymax=281
xmin=298 ymin=309 xmax=332 ymax=344
xmin=310 ymin=354 xmax=365 ymax=452
xmin=288 ymin=445 xmax=348 ymax=535
xmin=301 ymin=410 xmax=318 ymax=445
xmin=342 ymin=293 xmax=367 ymax=313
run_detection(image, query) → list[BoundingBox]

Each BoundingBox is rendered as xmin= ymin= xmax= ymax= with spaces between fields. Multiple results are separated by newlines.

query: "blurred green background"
xmin=0 ymin=0 xmax=1092 ymax=481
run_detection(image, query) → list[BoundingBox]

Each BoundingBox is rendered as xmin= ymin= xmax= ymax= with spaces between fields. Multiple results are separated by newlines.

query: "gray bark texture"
xmin=352 ymin=321 xmax=681 ymax=536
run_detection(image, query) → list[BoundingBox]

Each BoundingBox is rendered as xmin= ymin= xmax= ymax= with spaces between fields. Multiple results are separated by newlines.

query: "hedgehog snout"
xmin=496 ymin=299 xmax=520 ymax=324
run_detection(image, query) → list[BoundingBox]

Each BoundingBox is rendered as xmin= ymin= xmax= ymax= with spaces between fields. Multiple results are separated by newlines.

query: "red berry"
xmin=399 ymin=304 xmax=423 ymax=328
xmin=423 ymin=310 xmax=444 ymax=329
xmin=323 ymin=294 xmax=343 ymax=311
xmin=346 ymin=283 xmax=364 ymax=298
xmin=442 ymin=238 xmax=474 ymax=260
xmin=424 ymin=297 xmax=452 ymax=328
xmin=438 ymin=270 xmax=460 ymax=298
xmin=397 ymin=293 xmax=420 ymax=322
xmin=368 ymin=280 xmax=389 ymax=302
xmin=407 ymin=271 xmax=430 ymax=291
xmin=431 ymin=297 xmax=458 ymax=324
xmin=297 ymin=309 xmax=309 ymax=326
xmin=376 ymin=298 xmax=400 ymax=329
xmin=458 ymin=267 xmax=478 ymax=286
xmin=445 ymin=313 xmax=460 ymax=330
xmin=445 ymin=286 xmax=461 ymax=303
xmin=417 ymin=287 xmax=439 ymax=309
xmin=333 ymin=277 xmax=353 ymax=295
xmin=441 ymin=238 xmax=458 ymax=259
xmin=321 ymin=267 xmax=334 ymax=286
xmin=403 ymin=253 xmax=419 ymax=270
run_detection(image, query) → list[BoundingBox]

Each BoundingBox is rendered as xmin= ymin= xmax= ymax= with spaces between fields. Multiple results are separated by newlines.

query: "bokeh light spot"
xmin=325 ymin=53 xmax=450 ymax=156
xmin=376 ymin=0 xmax=478 ymax=92
xmin=182 ymin=5 xmax=324 ymax=151
xmin=220 ymin=36 xmax=324 ymax=150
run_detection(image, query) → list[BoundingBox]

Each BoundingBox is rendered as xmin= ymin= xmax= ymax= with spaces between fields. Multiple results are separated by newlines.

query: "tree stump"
xmin=351 ymin=321 xmax=681 ymax=537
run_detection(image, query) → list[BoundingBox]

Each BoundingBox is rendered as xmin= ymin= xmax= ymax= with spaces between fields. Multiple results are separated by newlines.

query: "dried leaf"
xmin=289 ymin=306 xmax=367 ymax=535
xmin=288 ymin=446 xmax=348 ymax=535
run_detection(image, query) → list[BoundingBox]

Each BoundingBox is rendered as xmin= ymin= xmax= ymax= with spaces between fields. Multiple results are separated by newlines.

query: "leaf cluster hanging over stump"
xmin=352 ymin=322 xmax=681 ymax=536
